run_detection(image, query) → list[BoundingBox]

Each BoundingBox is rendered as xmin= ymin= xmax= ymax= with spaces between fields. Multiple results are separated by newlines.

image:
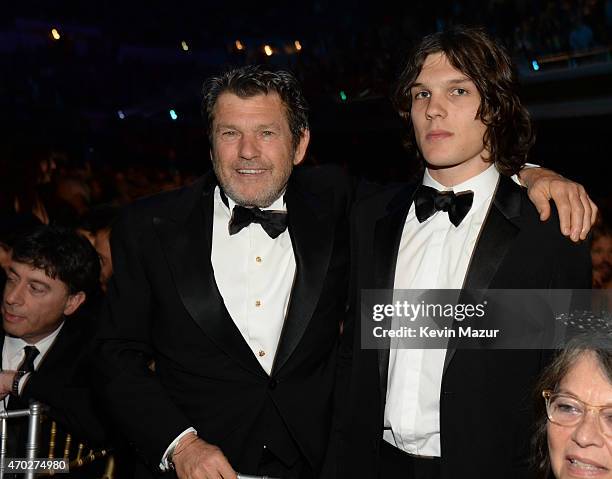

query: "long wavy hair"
xmin=393 ymin=26 xmax=535 ymax=176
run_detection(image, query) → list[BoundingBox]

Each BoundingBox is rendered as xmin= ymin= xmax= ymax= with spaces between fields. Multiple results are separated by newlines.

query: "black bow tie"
xmin=229 ymin=205 xmax=288 ymax=239
xmin=414 ymin=184 xmax=474 ymax=227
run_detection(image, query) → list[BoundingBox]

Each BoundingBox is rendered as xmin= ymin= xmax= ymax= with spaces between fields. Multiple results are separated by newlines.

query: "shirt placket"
xmin=248 ymin=225 xmax=270 ymax=371
xmin=402 ymin=215 xmax=449 ymax=451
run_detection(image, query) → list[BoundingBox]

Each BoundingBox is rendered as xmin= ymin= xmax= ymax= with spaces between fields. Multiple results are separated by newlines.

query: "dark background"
xmin=1 ymin=0 xmax=611 ymax=207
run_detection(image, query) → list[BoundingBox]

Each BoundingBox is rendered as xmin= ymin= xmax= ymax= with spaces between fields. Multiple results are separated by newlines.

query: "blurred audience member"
xmin=570 ymin=15 xmax=596 ymax=51
xmin=592 ymin=222 xmax=612 ymax=289
xmin=79 ymin=205 xmax=120 ymax=290
xmin=0 ymin=146 xmax=56 ymax=225
xmin=48 ymin=176 xmax=92 ymax=226
xmin=533 ymin=335 xmax=612 ymax=479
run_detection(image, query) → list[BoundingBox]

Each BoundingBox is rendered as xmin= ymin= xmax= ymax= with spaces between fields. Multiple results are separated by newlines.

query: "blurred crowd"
xmin=593 ymin=221 xmax=612 ymax=289
xmin=299 ymin=0 xmax=612 ymax=102
xmin=2 ymin=0 xmax=611 ymax=122
xmin=0 ymin=146 xmax=200 ymax=294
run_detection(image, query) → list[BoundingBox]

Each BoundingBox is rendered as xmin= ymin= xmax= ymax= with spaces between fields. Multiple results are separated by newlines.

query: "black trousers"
xmin=379 ymin=440 xmax=441 ymax=479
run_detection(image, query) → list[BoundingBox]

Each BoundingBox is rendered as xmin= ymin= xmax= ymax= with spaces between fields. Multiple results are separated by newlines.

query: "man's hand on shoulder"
xmin=0 ymin=370 xmax=17 ymax=400
xmin=173 ymin=432 xmax=237 ymax=479
xmin=519 ymin=167 xmax=597 ymax=242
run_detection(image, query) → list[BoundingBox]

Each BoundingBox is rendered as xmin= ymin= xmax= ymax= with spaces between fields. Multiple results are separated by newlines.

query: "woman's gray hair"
xmin=532 ymin=334 xmax=612 ymax=478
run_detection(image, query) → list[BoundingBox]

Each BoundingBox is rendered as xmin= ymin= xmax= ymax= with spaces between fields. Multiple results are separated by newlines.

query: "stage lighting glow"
xmin=340 ymin=91 xmax=347 ymax=101
xmin=294 ymin=40 xmax=302 ymax=51
xmin=51 ymin=28 xmax=61 ymax=40
xmin=235 ymin=40 xmax=244 ymax=50
xmin=181 ymin=41 xmax=189 ymax=51
xmin=531 ymin=60 xmax=540 ymax=71
xmin=264 ymin=45 xmax=273 ymax=56
xmin=117 ymin=110 xmax=125 ymax=120
xmin=169 ymin=109 xmax=178 ymax=120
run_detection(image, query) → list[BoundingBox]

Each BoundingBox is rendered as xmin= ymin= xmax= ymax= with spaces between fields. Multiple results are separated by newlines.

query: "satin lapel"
xmin=443 ymin=175 xmax=522 ymax=374
xmin=32 ymin=322 xmax=73 ymax=373
xmin=374 ymin=186 xmax=415 ymax=403
xmin=272 ymin=183 xmax=334 ymax=374
xmin=153 ymin=176 xmax=265 ymax=377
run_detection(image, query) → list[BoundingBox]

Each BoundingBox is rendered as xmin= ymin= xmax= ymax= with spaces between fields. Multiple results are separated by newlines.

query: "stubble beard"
xmin=213 ymin=161 xmax=293 ymax=208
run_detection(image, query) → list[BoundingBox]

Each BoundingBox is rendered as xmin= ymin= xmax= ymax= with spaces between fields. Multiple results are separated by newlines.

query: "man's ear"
xmin=292 ymin=129 xmax=311 ymax=166
xmin=63 ymin=291 xmax=86 ymax=317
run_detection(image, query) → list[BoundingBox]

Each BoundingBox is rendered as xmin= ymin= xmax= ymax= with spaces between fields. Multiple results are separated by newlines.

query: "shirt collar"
xmin=422 ymin=164 xmax=499 ymax=214
xmin=4 ymin=321 xmax=64 ymax=365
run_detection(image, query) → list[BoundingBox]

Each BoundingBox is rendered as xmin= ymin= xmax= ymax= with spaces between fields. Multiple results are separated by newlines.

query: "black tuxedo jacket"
xmin=96 ymin=165 xmax=351 ymax=475
xmin=338 ymin=175 xmax=591 ymax=479
xmin=1 ymin=314 xmax=108 ymax=450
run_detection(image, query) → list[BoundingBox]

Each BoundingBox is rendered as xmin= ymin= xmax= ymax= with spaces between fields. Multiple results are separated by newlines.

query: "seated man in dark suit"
xmin=0 ymin=224 xmax=107 ymax=459
xmin=338 ymin=26 xmax=592 ymax=479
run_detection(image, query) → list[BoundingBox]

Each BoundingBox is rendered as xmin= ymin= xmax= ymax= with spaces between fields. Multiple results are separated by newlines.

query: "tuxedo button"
xmin=255 ymin=300 xmax=261 ymax=307
xmin=256 ymin=256 xmax=262 ymax=263
xmin=258 ymin=350 xmax=266 ymax=357
xmin=268 ymin=378 xmax=278 ymax=390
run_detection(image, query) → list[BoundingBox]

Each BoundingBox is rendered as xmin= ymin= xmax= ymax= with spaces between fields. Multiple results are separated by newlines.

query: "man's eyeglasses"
xmin=542 ymin=389 xmax=612 ymax=438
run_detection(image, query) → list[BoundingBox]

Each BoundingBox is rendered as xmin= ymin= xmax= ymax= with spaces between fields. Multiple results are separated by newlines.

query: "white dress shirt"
xmin=160 ymin=186 xmax=297 ymax=470
xmin=1 ymin=322 xmax=64 ymax=413
xmin=211 ymin=186 xmax=296 ymax=375
xmin=383 ymin=165 xmax=500 ymax=456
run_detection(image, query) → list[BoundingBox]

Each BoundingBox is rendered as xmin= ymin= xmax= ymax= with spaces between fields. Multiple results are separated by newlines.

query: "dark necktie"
xmin=17 ymin=346 xmax=40 ymax=373
xmin=414 ymin=184 xmax=474 ymax=227
xmin=6 ymin=346 xmax=40 ymax=410
xmin=229 ymin=206 xmax=288 ymax=239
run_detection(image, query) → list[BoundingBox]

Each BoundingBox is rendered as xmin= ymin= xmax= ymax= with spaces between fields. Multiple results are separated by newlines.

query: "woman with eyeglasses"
xmin=533 ymin=336 xmax=612 ymax=478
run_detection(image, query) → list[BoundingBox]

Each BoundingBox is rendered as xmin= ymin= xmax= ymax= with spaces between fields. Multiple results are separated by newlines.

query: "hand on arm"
xmin=519 ymin=167 xmax=597 ymax=241
xmin=0 ymin=371 xmax=17 ymax=400
xmin=172 ymin=432 xmax=237 ymax=479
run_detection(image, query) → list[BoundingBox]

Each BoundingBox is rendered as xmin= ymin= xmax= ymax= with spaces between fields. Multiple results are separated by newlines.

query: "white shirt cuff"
xmin=159 ymin=427 xmax=197 ymax=471
xmin=512 ymin=162 xmax=539 ymax=186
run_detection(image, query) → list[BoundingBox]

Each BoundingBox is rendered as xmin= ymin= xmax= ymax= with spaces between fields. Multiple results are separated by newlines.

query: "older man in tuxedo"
xmin=97 ymin=66 xmax=351 ymax=479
